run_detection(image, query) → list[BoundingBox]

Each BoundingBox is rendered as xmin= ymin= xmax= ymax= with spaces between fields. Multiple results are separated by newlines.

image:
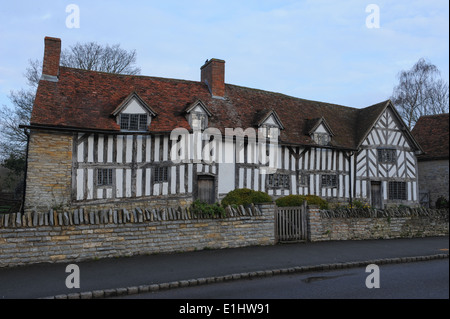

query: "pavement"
xmin=0 ymin=236 xmax=448 ymax=299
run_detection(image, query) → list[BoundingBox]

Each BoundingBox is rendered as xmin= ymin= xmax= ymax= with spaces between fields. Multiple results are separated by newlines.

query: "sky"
xmin=0 ymin=0 xmax=448 ymax=110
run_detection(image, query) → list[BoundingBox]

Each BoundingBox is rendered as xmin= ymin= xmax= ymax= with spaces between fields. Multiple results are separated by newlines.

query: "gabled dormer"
xmin=111 ymin=92 xmax=157 ymax=132
xmin=308 ymin=117 xmax=334 ymax=146
xmin=256 ymin=109 xmax=284 ymax=139
xmin=184 ymin=100 xmax=212 ymax=131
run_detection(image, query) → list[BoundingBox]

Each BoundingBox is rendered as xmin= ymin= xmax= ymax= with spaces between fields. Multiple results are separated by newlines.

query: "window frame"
xmin=153 ymin=166 xmax=169 ymax=183
xmin=321 ymin=174 xmax=338 ymax=188
xmin=268 ymin=173 xmax=290 ymax=189
xmin=120 ymin=113 xmax=149 ymax=131
xmin=190 ymin=112 xmax=207 ymax=131
xmin=388 ymin=181 xmax=407 ymax=200
xmin=377 ymin=148 xmax=397 ymax=164
xmin=97 ymin=168 xmax=113 ymax=187
xmin=313 ymin=132 xmax=330 ymax=146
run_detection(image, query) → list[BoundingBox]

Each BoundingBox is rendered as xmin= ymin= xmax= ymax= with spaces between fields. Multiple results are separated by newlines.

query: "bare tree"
xmin=60 ymin=42 xmax=141 ymax=75
xmin=0 ymin=41 xmax=141 ymax=163
xmin=390 ymin=58 xmax=449 ymax=129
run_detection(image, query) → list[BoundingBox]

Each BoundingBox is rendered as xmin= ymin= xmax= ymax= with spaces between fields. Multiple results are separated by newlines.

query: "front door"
xmin=197 ymin=175 xmax=215 ymax=204
xmin=370 ymin=181 xmax=382 ymax=209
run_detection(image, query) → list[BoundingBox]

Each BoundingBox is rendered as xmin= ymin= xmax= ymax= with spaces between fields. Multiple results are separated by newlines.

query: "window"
xmin=268 ymin=173 xmax=290 ymax=188
xmin=154 ymin=166 xmax=169 ymax=183
xmin=388 ymin=181 xmax=407 ymax=200
xmin=313 ymin=133 xmax=330 ymax=146
xmin=120 ymin=114 xmax=148 ymax=131
xmin=261 ymin=125 xmax=279 ymax=139
xmin=378 ymin=149 xmax=397 ymax=164
xmin=97 ymin=168 xmax=113 ymax=186
xmin=191 ymin=113 xmax=207 ymax=130
xmin=321 ymin=174 xmax=338 ymax=188
xmin=298 ymin=173 xmax=309 ymax=187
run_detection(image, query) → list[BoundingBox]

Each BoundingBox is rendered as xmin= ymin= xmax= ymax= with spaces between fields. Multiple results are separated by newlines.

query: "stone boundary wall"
xmin=0 ymin=203 xmax=275 ymax=268
xmin=308 ymin=206 xmax=449 ymax=242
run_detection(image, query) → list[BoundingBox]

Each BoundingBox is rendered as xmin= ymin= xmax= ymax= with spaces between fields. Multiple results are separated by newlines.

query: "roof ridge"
xmin=226 ymin=83 xmax=362 ymax=111
xmin=59 ymin=66 xmax=203 ymax=85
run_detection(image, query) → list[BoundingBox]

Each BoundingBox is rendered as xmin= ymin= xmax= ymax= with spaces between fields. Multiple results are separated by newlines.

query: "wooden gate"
xmin=275 ymin=202 xmax=307 ymax=243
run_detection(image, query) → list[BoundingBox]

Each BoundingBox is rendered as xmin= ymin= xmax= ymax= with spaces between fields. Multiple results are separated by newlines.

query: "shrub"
xmin=275 ymin=195 xmax=306 ymax=207
xmin=275 ymin=194 xmax=329 ymax=210
xmin=221 ymin=188 xmax=272 ymax=207
xmin=436 ymin=197 xmax=449 ymax=209
xmin=190 ymin=200 xmax=226 ymax=217
xmin=349 ymin=200 xmax=370 ymax=209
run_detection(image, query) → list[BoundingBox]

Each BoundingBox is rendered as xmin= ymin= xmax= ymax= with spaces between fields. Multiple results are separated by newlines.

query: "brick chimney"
xmin=200 ymin=59 xmax=225 ymax=98
xmin=41 ymin=37 xmax=61 ymax=82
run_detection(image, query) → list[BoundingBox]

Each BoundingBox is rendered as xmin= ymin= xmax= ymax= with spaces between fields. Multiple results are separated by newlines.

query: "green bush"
xmin=221 ymin=188 xmax=272 ymax=207
xmin=190 ymin=200 xmax=226 ymax=217
xmin=275 ymin=194 xmax=329 ymax=210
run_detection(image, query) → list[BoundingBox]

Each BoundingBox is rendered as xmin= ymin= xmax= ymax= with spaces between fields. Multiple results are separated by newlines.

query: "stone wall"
xmin=0 ymin=203 xmax=275 ymax=268
xmin=418 ymin=160 xmax=449 ymax=208
xmin=308 ymin=206 xmax=449 ymax=242
xmin=25 ymin=130 xmax=73 ymax=213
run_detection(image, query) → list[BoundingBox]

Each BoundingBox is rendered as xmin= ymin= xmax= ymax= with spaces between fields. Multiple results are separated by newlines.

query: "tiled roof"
xmin=30 ymin=66 xmax=404 ymax=150
xmin=412 ymin=113 xmax=449 ymax=160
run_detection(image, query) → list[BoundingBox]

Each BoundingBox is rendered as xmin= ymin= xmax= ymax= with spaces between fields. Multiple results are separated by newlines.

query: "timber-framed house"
xmin=22 ymin=37 xmax=423 ymax=213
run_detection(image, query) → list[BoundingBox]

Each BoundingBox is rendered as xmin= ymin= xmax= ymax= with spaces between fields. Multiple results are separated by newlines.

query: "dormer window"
xmin=191 ymin=113 xmax=207 ymax=131
xmin=308 ymin=117 xmax=334 ymax=146
xmin=120 ymin=114 xmax=148 ymax=131
xmin=185 ymin=100 xmax=212 ymax=132
xmin=313 ymin=132 xmax=330 ymax=146
xmin=261 ymin=125 xmax=279 ymax=139
xmin=111 ymin=91 xmax=157 ymax=132
xmin=256 ymin=110 xmax=284 ymax=140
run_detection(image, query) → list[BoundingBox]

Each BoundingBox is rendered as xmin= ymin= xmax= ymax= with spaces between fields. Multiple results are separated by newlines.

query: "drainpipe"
xmin=21 ymin=128 xmax=30 ymax=214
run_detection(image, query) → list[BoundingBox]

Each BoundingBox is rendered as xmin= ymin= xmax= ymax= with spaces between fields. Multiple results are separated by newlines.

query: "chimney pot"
xmin=200 ymin=58 xmax=225 ymax=98
xmin=42 ymin=37 xmax=61 ymax=82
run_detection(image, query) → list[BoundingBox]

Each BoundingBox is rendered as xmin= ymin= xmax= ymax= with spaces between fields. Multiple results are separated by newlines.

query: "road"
xmin=114 ymin=259 xmax=449 ymax=299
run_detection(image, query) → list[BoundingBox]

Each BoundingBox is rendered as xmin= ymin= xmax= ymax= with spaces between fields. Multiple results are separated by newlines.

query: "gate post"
xmin=306 ymin=205 xmax=321 ymax=242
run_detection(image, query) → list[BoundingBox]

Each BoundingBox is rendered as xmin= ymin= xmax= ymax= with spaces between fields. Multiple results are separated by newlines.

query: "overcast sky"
xmin=0 ymin=0 xmax=448 ymax=110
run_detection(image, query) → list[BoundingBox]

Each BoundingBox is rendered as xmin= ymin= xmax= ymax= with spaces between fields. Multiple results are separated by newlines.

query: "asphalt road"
xmin=0 ymin=236 xmax=448 ymax=299
xmin=115 ymin=259 xmax=449 ymax=299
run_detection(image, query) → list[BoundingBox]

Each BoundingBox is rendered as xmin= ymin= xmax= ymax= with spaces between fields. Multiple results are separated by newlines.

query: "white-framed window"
xmin=120 ymin=113 xmax=148 ymax=131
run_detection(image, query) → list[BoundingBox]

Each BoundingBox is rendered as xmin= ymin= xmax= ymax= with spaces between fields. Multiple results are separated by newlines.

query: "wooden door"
xmin=371 ymin=181 xmax=382 ymax=209
xmin=197 ymin=175 xmax=215 ymax=204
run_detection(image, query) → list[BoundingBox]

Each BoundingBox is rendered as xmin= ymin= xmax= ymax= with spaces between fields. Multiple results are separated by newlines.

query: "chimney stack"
xmin=201 ymin=58 xmax=225 ymax=98
xmin=41 ymin=37 xmax=61 ymax=82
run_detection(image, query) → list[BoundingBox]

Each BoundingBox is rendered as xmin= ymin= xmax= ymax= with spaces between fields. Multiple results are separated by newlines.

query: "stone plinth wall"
xmin=0 ymin=203 xmax=275 ymax=268
xmin=308 ymin=206 xmax=449 ymax=242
